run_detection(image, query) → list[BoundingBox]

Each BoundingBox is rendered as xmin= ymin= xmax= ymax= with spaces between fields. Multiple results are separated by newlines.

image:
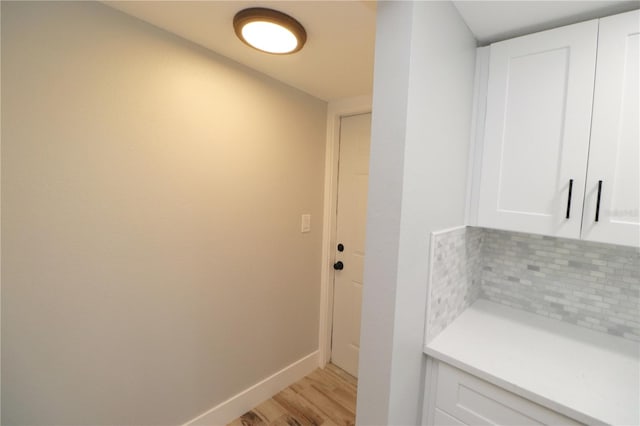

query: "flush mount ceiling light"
xmin=233 ymin=8 xmax=307 ymax=55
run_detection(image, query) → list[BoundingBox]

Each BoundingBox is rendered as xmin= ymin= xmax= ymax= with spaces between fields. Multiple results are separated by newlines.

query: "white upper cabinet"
xmin=474 ymin=10 xmax=640 ymax=247
xmin=581 ymin=10 xmax=640 ymax=247
xmin=477 ymin=20 xmax=598 ymax=239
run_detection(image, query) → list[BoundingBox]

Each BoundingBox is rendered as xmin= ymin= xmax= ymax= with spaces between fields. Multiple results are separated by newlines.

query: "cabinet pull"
xmin=595 ymin=180 xmax=603 ymax=222
xmin=566 ymin=179 xmax=574 ymax=219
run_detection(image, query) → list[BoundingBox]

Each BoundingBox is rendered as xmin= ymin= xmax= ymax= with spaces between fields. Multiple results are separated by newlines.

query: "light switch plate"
xmin=301 ymin=214 xmax=311 ymax=233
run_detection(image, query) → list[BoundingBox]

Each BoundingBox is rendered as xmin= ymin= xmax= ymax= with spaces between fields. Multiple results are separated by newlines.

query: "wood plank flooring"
xmin=227 ymin=364 xmax=357 ymax=426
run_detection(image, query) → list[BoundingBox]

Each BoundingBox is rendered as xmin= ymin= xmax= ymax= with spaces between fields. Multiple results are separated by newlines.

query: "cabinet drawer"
xmin=435 ymin=363 xmax=581 ymax=426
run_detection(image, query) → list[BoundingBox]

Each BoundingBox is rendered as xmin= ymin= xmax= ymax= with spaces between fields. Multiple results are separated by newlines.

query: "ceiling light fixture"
xmin=233 ymin=8 xmax=307 ymax=55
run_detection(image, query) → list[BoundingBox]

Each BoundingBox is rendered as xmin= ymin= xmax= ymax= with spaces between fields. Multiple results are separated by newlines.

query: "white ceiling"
xmin=453 ymin=1 xmax=640 ymax=45
xmin=103 ymin=1 xmax=377 ymax=102
xmin=103 ymin=1 xmax=639 ymax=102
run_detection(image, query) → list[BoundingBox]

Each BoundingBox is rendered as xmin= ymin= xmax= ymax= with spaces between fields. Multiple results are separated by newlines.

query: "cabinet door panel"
xmin=581 ymin=10 xmax=640 ymax=246
xmin=478 ymin=20 xmax=598 ymax=238
xmin=434 ymin=408 xmax=466 ymax=426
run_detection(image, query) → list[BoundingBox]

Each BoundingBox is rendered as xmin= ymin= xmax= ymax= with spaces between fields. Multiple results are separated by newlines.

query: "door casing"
xmin=318 ymin=96 xmax=372 ymax=368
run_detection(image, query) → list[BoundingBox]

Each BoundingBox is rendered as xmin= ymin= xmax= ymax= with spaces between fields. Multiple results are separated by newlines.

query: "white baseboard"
xmin=183 ymin=351 xmax=320 ymax=426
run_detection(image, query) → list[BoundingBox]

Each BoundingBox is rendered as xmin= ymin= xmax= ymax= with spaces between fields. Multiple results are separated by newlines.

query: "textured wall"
xmin=427 ymin=227 xmax=640 ymax=342
xmin=2 ymin=2 xmax=326 ymax=424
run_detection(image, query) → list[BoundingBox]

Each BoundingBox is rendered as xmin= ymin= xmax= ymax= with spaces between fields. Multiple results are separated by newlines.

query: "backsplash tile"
xmin=425 ymin=227 xmax=483 ymax=342
xmin=427 ymin=226 xmax=640 ymax=342
xmin=481 ymin=229 xmax=640 ymax=342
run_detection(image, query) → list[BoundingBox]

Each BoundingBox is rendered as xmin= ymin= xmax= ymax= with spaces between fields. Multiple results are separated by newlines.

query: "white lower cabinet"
xmin=423 ymin=361 xmax=582 ymax=426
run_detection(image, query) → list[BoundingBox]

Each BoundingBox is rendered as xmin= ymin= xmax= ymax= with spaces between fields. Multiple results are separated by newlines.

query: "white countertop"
xmin=424 ymin=299 xmax=640 ymax=426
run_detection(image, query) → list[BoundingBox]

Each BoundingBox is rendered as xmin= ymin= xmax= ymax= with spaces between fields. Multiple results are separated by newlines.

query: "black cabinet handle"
xmin=566 ymin=179 xmax=574 ymax=219
xmin=595 ymin=180 xmax=603 ymax=222
xmin=333 ymin=261 xmax=344 ymax=270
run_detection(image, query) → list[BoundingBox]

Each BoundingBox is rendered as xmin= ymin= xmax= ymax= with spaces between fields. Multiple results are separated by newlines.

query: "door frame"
xmin=319 ymin=96 xmax=372 ymax=368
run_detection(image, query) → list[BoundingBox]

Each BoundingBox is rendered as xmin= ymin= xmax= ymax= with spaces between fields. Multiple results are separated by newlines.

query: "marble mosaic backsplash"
xmin=481 ymin=229 xmax=640 ymax=341
xmin=426 ymin=227 xmax=483 ymax=342
xmin=427 ymin=227 xmax=640 ymax=342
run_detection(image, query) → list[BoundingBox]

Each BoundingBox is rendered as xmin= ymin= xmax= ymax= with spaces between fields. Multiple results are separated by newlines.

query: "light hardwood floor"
xmin=227 ymin=364 xmax=357 ymax=426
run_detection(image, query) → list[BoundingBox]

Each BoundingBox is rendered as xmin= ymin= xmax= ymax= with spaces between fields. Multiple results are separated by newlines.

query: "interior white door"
xmin=477 ymin=20 xmax=598 ymax=238
xmin=581 ymin=9 xmax=640 ymax=247
xmin=331 ymin=113 xmax=371 ymax=377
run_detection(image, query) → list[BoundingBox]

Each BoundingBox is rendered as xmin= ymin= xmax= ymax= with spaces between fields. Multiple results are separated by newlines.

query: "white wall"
xmin=0 ymin=2 xmax=3 ymax=422
xmin=357 ymin=2 xmax=477 ymax=425
xmin=1 ymin=2 xmax=326 ymax=424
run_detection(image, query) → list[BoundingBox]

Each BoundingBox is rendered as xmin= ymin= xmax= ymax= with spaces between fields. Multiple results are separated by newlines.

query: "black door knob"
xmin=333 ymin=261 xmax=344 ymax=270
